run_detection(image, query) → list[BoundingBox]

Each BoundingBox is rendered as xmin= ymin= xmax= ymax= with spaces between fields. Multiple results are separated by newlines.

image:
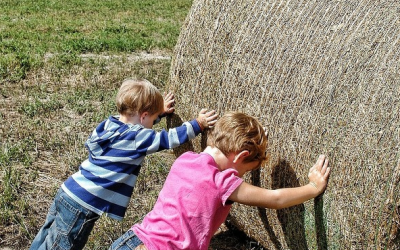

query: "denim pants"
xmin=29 ymin=188 xmax=100 ymax=250
xmin=109 ymin=230 xmax=143 ymax=250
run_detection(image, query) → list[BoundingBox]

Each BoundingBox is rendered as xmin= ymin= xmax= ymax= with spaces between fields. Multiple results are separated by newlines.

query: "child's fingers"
xmin=165 ymin=99 xmax=175 ymax=106
xmin=164 ymin=92 xmax=174 ymax=101
xmin=205 ymin=110 xmax=216 ymax=116
xmin=309 ymin=156 xmax=325 ymax=177
xmin=321 ymin=157 xmax=329 ymax=175
xmin=207 ymin=112 xmax=219 ymax=120
xmin=324 ymin=167 xmax=331 ymax=179
xmin=207 ymin=118 xmax=218 ymax=125
xmin=164 ymin=96 xmax=175 ymax=102
xmin=315 ymin=155 xmax=326 ymax=171
xmin=199 ymin=108 xmax=208 ymax=114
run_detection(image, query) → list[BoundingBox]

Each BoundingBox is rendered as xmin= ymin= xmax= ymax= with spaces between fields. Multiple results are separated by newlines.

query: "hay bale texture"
xmin=166 ymin=0 xmax=400 ymax=249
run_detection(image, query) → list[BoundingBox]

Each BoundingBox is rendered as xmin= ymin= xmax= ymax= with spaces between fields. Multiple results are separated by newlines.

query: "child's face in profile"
xmin=236 ymin=160 xmax=261 ymax=177
xmin=141 ymin=112 xmax=162 ymax=129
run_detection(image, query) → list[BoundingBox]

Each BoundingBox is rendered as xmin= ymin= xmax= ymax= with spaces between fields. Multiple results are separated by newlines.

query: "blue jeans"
xmin=109 ymin=230 xmax=143 ymax=250
xmin=29 ymin=188 xmax=100 ymax=250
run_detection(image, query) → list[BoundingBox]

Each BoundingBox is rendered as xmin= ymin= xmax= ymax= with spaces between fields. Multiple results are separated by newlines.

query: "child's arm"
xmin=136 ymin=109 xmax=219 ymax=153
xmin=229 ymin=155 xmax=330 ymax=209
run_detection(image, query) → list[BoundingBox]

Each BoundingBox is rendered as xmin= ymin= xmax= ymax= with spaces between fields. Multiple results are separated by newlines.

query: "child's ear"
xmin=140 ymin=112 xmax=149 ymax=123
xmin=233 ymin=150 xmax=250 ymax=163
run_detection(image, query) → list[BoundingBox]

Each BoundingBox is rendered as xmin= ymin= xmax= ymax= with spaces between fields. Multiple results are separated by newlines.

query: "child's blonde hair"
xmin=116 ymin=79 xmax=164 ymax=116
xmin=207 ymin=112 xmax=268 ymax=164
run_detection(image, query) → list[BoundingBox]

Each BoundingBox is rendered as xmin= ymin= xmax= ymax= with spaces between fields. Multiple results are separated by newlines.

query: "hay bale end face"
xmin=167 ymin=0 xmax=400 ymax=249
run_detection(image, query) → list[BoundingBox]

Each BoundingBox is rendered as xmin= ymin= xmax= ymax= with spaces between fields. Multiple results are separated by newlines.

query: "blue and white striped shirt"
xmin=62 ymin=115 xmax=201 ymax=220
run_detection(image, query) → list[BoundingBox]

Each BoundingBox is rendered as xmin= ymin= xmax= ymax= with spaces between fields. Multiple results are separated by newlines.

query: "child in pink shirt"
xmin=109 ymin=112 xmax=331 ymax=250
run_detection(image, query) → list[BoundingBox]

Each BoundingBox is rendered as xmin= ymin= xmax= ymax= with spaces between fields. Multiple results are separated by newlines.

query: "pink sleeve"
xmin=215 ymin=169 xmax=243 ymax=206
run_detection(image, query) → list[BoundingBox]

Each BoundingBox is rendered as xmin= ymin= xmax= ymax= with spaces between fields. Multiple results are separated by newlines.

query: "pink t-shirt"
xmin=132 ymin=152 xmax=243 ymax=250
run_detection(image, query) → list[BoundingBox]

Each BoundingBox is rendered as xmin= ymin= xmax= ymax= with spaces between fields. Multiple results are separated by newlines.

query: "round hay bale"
xmin=166 ymin=0 xmax=400 ymax=249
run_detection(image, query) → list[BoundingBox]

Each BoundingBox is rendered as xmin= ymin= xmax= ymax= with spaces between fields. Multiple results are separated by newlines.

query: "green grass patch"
xmin=19 ymin=97 xmax=64 ymax=118
xmin=0 ymin=0 xmax=192 ymax=82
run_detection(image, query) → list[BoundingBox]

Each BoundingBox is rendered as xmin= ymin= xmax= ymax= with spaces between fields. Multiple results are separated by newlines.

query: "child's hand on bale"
xmin=308 ymin=155 xmax=330 ymax=195
xmin=196 ymin=109 xmax=219 ymax=130
xmin=162 ymin=92 xmax=175 ymax=115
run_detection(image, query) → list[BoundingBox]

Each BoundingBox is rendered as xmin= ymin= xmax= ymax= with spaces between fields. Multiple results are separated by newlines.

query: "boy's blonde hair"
xmin=116 ymin=79 xmax=164 ymax=116
xmin=207 ymin=112 xmax=268 ymax=164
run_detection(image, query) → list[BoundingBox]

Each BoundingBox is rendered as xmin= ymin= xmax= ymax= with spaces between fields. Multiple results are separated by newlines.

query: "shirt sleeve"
xmin=215 ymin=169 xmax=243 ymax=206
xmin=135 ymin=119 xmax=202 ymax=155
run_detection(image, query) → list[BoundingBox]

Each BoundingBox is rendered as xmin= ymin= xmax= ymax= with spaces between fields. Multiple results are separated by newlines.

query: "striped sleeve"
xmin=134 ymin=119 xmax=202 ymax=155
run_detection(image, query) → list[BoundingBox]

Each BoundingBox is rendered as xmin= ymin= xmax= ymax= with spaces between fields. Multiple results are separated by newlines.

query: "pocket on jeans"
xmin=52 ymin=234 xmax=71 ymax=250
xmin=55 ymin=195 xmax=79 ymax=234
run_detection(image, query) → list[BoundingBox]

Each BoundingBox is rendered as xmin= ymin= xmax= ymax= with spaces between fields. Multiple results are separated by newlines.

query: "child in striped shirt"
xmin=29 ymin=78 xmax=218 ymax=250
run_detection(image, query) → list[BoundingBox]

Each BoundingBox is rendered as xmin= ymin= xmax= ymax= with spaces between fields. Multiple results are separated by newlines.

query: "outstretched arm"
xmin=136 ymin=109 xmax=218 ymax=154
xmin=229 ymin=155 xmax=330 ymax=209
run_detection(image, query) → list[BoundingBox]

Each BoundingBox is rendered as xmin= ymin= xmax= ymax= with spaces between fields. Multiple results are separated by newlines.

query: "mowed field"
xmin=0 ymin=0 xmax=264 ymax=249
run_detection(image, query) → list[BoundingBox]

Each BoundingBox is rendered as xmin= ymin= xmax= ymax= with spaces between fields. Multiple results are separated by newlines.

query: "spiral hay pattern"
xmin=167 ymin=0 xmax=400 ymax=249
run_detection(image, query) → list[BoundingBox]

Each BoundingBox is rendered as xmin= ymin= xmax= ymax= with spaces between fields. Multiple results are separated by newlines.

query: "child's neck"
xmin=203 ymin=146 xmax=234 ymax=171
xmin=119 ymin=113 xmax=141 ymax=125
